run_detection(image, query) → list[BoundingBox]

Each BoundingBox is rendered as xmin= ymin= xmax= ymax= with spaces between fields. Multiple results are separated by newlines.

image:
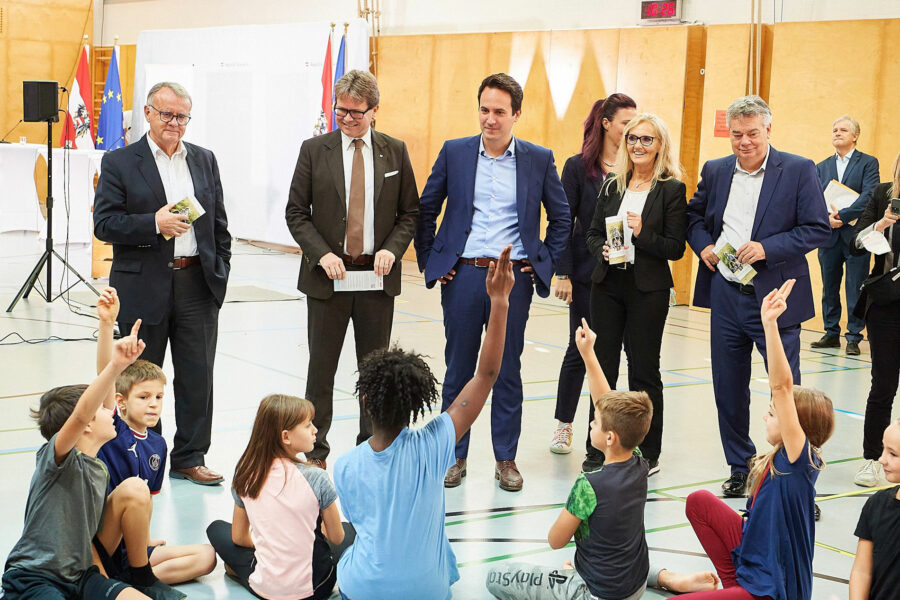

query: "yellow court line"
xmin=817 ymin=484 xmax=896 ymax=502
xmin=815 ymin=541 xmax=855 ymax=558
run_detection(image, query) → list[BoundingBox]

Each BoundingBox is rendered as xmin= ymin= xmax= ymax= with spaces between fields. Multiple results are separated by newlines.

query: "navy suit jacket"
xmin=815 ymin=150 xmax=880 ymax=248
xmin=414 ymin=135 xmax=570 ymax=298
xmin=686 ymin=146 xmax=830 ymax=326
xmin=93 ymin=135 xmax=232 ymax=325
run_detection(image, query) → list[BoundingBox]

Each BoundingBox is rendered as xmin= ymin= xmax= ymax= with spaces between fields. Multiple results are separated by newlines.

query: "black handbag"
xmin=860 ymin=225 xmax=900 ymax=306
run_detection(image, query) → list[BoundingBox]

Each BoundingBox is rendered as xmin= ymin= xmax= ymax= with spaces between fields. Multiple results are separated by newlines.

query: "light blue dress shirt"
xmin=462 ymin=136 xmax=526 ymax=260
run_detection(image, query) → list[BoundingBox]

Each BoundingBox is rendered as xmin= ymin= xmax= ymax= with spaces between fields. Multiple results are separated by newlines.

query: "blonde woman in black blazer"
xmin=584 ymin=113 xmax=686 ymax=474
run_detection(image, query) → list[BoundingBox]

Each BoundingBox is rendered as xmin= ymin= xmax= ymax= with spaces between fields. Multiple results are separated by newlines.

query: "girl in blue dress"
xmin=678 ymin=279 xmax=835 ymax=600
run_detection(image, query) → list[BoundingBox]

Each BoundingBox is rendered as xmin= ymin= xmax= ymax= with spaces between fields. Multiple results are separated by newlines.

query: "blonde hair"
xmin=890 ymin=150 xmax=900 ymax=199
xmin=611 ymin=113 xmax=682 ymax=196
xmin=594 ymin=390 xmax=653 ymax=450
xmin=747 ymin=387 xmax=835 ymax=497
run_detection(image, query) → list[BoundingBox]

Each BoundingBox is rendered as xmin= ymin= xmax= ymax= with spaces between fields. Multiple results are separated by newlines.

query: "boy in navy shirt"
xmin=96 ymin=293 xmax=216 ymax=585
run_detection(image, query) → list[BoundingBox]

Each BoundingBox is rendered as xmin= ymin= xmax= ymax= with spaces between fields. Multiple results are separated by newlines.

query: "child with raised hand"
xmin=678 ymin=279 xmax=835 ymax=600
xmin=1 ymin=303 xmax=164 ymax=600
xmin=486 ymin=318 xmax=719 ymax=600
xmin=849 ymin=418 xmax=900 ymax=600
xmin=206 ymin=394 xmax=351 ymax=600
xmin=333 ymin=244 xmax=515 ymax=600
xmin=94 ymin=288 xmax=216 ymax=587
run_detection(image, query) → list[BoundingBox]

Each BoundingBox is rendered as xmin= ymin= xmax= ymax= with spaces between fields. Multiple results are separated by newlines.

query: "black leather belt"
xmin=725 ymin=279 xmax=755 ymax=295
xmin=342 ymin=254 xmax=373 ymax=266
xmin=458 ymin=257 xmax=527 ymax=268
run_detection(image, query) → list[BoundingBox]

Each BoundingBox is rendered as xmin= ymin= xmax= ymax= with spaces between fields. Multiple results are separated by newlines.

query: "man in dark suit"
xmin=812 ymin=115 xmax=880 ymax=355
xmin=94 ymin=81 xmax=231 ymax=485
xmin=415 ymin=73 xmax=570 ymax=492
xmin=286 ymin=70 xmax=418 ymax=467
xmin=686 ymin=95 xmax=830 ymax=497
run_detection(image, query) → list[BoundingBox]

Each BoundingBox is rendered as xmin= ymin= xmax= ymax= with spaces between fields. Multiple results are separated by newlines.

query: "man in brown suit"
xmin=285 ymin=70 xmax=418 ymax=466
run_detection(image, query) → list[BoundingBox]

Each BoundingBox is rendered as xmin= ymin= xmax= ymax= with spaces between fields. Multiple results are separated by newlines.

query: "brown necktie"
xmin=346 ymin=138 xmax=365 ymax=259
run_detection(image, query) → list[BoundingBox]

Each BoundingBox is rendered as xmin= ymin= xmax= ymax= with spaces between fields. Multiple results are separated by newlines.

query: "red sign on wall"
xmin=714 ymin=110 xmax=729 ymax=138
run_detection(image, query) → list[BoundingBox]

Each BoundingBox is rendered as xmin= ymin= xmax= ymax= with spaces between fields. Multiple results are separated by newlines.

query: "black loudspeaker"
xmin=23 ymin=81 xmax=59 ymax=122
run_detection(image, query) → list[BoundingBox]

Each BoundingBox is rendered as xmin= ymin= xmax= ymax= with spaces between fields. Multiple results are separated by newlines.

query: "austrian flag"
xmin=60 ymin=45 xmax=94 ymax=149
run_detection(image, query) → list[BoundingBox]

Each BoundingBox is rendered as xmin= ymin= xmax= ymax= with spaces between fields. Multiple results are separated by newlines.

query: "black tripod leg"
xmin=51 ymin=249 xmax=100 ymax=299
xmin=7 ymin=252 xmax=51 ymax=312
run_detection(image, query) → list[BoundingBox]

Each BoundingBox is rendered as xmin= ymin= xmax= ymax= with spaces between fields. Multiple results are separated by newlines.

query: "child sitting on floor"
xmin=95 ymin=288 xmax=216 ymax=586
xmin=2 ymin=289 xmax=179 ymax=600
xmin=332 ymin=245 xmax=515 ymax=600
xmin=486 ymin=318 xmax=718 ymax=600
xmin=849 ymin=418 xmax=900 ymax=600
xmin=207 ymin=394 xmax=352 ymax=599
xmin=678 ymin=280 xmax=835 ymax=600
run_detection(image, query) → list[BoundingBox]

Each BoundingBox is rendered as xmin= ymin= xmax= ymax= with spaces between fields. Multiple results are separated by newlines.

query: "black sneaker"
xmin=647 ymin=460 xmax=660 ymax=477
xmin=722 ymin=471 xmax=748 ymax=497
xmin=582 ymin=450 xmax=605 ymax=473
xmin=132 ymin=580 xmax=187 ymax=600
xmin=814 ymin=503 xmax=821 ymax=521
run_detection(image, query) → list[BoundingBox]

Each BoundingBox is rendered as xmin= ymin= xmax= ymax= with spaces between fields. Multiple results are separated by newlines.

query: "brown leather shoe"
xmin=444 ymin=458 xmax=467 ymax=488
xmin=495 ymin=460 xmax=523 ymax=491
xmin=169 ymin=465 xmax=224 ymax=486
xmin=307 ymin=458 xmax=327 ymax=470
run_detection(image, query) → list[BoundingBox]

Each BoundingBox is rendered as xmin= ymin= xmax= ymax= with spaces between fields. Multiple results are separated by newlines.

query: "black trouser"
xmin=305 ymin=284 xmax=394 ymax=461
xmin=554 ymin=279 xmax=592 ymax=423
xmin=588 ymin=268 xmax=669 ymax=461
xmin=206 ymin=520 xmax=355 ymax=600
xmin=121 ymin=263 xmax=219 ymax=469
xmin=863 ymin=300 xmax=900 ymax=459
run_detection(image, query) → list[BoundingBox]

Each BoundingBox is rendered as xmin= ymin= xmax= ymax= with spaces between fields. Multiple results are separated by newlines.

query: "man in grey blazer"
xmin=285 ymin=70 xmax=419 ymax=466
xmin=813 ymin=115 xmax=880 ymax=355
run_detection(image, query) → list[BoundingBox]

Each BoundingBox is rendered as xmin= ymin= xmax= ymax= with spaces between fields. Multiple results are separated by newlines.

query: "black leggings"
xmin=206 ymin=520 xmax=356 ymax=600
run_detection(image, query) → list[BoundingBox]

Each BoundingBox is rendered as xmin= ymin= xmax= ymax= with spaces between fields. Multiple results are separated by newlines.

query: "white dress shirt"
xmin=715 ymin=147 xmax=770 ymax=283
xmin=836 ymin=148 xmax=855 ymax=183
xmin=340 ymin=128 xmax=375 ymax=255
xmin=147 ymin=134 xmax=197 ymax=258
xmin=617 ymin=188 xmax=650 ymax=264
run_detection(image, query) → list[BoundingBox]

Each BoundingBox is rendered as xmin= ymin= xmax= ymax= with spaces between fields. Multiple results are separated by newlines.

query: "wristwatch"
xmin=556 ymin=275 xmax=569 ymax=280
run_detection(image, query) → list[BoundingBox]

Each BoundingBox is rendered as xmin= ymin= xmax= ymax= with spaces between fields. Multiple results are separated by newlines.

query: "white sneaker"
xmin=854 ymin=459 xmax=882 ymax=487
xmin=550 ymin=423 xmax=574 ymax=454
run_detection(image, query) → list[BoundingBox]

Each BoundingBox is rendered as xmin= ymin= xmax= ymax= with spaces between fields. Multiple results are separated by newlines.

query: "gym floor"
xmin=1 ymin=240 xmax=893 ymax=599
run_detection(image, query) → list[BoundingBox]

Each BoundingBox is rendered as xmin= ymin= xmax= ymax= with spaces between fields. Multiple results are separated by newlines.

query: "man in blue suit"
xmin=415 ymin=73 xmax=570 ymax=492
xmin=686 ymin=95 xmax=830 ymax=497
xmin=812 ymin=115 xmax=879 ymax=355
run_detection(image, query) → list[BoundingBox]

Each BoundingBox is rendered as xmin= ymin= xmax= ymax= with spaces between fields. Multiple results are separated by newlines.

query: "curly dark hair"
xmin=356 ymin=345 xmax=439 ymax=431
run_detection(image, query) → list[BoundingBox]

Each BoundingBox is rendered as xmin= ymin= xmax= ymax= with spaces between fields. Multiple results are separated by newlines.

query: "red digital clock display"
xmin=641 ymin=1 xmax=678 ymax=19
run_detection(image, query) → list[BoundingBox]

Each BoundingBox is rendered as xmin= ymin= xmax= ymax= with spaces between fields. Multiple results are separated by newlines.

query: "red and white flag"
xmin=313 ymin=32 xmax=333 ymax=136
xmin=59 ymin=45 xmax=94 ymax=149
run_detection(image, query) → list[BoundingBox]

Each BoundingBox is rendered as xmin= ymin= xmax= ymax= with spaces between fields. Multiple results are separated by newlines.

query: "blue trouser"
xmin=818 ymin=240 xmax=868 ymax=342
xmin=710 ymin=275 xmax=801 ymax=473
xmin=440 ymin=262 xmax=534 ymax=460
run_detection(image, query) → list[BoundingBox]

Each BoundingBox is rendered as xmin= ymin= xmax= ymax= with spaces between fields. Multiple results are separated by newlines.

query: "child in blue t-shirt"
xmin=679 ymin=280 xmax=836 ymax=600
xmin=850 ymin=418 xmax=900 ymax=600
xmin=95 ymin=292 xmax=216 ymax=586
xmin=333 ymin=246 xmax=515 ymax=600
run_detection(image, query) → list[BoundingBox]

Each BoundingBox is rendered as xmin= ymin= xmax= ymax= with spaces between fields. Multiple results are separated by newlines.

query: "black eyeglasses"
xmin=625 ymin=134 xmax=656 ymax=147
xmin=148 ymin=105 xmax=191 ymax=126
xmin=334 ymin=105 xmax=371 ymax=120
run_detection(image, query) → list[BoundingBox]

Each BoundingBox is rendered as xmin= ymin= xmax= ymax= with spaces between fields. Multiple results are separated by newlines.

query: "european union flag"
xmin=96 ymin=49 xmax=125 ymax=150
xmin=331 ymin=33 xmax=346 ymax=131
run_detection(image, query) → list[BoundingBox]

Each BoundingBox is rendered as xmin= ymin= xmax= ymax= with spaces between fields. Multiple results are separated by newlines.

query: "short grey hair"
xmin=833 ymin=114 xmax=860 ymax=138
xmin=726 ymin=95 xmax=771 ymax=127
xmin=146 ymin=82 xmax=192 ymax=107
xmin=334 ymin=70 xmax=379 ymax=108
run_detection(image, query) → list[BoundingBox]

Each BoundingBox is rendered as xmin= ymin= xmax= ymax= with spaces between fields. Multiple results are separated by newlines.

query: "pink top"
xmin=234 ymin=458 xmax=337 ymax=600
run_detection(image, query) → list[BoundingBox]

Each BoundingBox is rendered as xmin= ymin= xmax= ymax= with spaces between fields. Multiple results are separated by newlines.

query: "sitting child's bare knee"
xmin=114 ymin=476 xmax=151 ymax=504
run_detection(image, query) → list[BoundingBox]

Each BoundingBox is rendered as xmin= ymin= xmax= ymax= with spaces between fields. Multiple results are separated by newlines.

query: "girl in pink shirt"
xmin=207 ymin=394 xmax=352 ymax=600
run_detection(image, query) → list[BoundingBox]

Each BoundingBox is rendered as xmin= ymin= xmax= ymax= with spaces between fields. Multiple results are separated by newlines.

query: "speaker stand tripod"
xmin=7 ymin=119 xmax=99 ymax=312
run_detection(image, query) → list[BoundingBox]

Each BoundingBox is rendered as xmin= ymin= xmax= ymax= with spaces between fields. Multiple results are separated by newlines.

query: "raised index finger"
xmin=130 ymin=319 xmax=142 ymax=338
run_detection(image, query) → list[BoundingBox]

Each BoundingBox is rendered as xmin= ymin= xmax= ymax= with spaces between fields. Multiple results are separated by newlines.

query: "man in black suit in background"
xmin=813 ymin=115 xmax=880 ymax=355
xmin=94 ymin=81 xmax=231 ymax=485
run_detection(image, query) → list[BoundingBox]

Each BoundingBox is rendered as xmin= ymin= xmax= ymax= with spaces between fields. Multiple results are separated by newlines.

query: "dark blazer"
xmin=93 ymin=135 xmax=231 ymax=325
xmin=851 ymin=182 xmax=897 ymax=317
xmin=557 ymin=154 xmax=604 ymax=283
xmin=285 ymin=128 xmax=419 ymax=299
xmin=414 ymin=135 xmax=570 ymax=298
xmin=585 ymin=175 xmax=686 ymax=292
xmin=686 ymin=146 xmax=831 ymax=326
xmin=816 ymin=150 xmax=880 ymax=248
